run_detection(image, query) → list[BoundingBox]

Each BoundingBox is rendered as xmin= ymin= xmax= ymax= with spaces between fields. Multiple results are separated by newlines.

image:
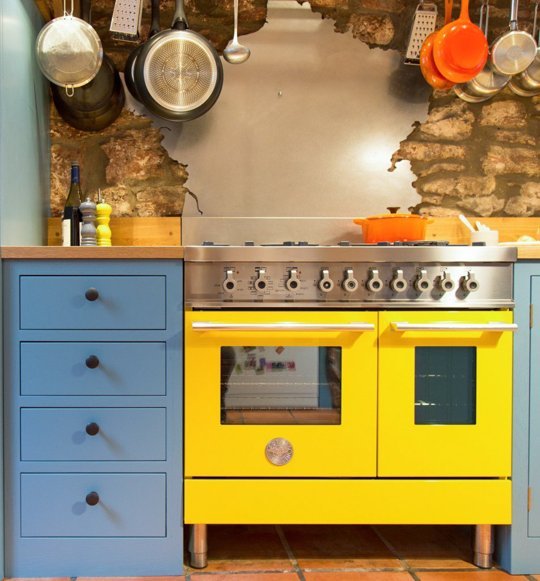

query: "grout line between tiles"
xmin=275 ymin=524 xmax=306 ymax=581
xmin=371 ymin=525 xmax=424 ymax=580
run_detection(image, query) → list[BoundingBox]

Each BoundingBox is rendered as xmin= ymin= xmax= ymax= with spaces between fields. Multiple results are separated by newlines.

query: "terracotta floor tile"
xmin=374 ymin=525 xmax=476 ymax=569
xmin=77 ymin=578 xmax=185 ymax=581
xmin=303 ymin=573 xmax=413 ymax=580
xmin=282 ymin=525 xmax=401 ymax=569
xmin=186 ymin=524 xmax=294 ymax=573
xmin=190 ymin=574 xmax=300 ymax=580
xmin=6 ymin=578 xmax=71 ymax=581
xmin=415 ymin=571 xmax=528 ymax=580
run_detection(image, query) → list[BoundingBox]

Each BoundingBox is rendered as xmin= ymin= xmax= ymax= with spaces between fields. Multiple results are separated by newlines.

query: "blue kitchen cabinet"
xmin=3 ymin=259 xmax=184 ymax=576
xmin=498 ymin=261 xmax=540 ymax=574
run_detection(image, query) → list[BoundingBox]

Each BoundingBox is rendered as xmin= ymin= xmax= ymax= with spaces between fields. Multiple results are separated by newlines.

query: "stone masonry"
xmin=48 ymin=0 xmax=540 ymax=217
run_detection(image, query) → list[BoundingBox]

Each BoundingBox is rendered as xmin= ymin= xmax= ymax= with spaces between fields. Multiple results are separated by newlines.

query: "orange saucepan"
xmin=433 ymin=0 xmax=488 ymax=83
xmin=353 ymin=209 xmax=432 ymax=243
xmin=420 ymin=0 xmax=455 ymax=90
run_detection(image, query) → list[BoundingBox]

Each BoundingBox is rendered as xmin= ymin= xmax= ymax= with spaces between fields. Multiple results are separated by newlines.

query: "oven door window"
xmin=415 ymin=346 xmax=476 ymax=425
xmin=221 ymin=346 xmax=341 ymax=425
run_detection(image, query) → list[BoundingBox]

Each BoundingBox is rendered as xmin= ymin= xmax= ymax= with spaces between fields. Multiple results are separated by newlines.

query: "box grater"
xmin=404 ymin=2 xmax=438 ymax=65
xmin=109 ymin=0 xmax=144 ymax=42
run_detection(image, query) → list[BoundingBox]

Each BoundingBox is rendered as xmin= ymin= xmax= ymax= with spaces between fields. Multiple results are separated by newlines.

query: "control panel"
xmin=185 ymin=261 xmax=510 ymax=309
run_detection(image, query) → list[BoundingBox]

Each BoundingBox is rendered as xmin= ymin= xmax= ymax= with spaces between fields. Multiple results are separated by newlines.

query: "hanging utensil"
xmin=509 ymin=0 xmax=540 ymax=96
xmin=420 ymin=0 xmax=454 ymax=89
xmin=110 ymin=0 xmax=144 ymax=42
xmin=224 ymin=0 xmax=251 ymax=64
xmin=124 ymin=0 xmax=161 ymax=102
xmin=491 ymin=0 xmax=537 ymax=75
xmin=35 ymin=0 xmax=103 ymax=94
xmin=405 ymin=2 xmax=438 ymax=66
xmin=133 ymin=0 xmax=223 ymax=122
xmin=52 ymin=0 xmax=125 ymax=131
xmin=454 ymin=0 xmax=510 ymax=102
xmin=433 ymin=0 xmax=488 ymax=83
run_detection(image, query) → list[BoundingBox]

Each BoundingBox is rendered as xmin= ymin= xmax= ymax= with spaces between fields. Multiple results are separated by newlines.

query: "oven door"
xmin=378 ymin=310 xmax=515 ymax=478
xmin=185 ymin=311 xmax=378 ymax=477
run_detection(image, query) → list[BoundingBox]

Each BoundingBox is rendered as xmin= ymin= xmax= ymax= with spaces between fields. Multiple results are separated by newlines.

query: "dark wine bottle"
xmin=62 ymin=162 xmax=83 ymax=246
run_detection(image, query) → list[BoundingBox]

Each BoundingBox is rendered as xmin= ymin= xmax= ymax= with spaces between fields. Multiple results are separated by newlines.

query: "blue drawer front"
xmin=20 ymin=275 xmax=166 ymax=329
xmin=21 ymin=342 xmax=166 ymax=396
xmin=21 ymin=408 xmax=166 ymax=461
xmin=21 ymin=473 xmax=166 ymax=537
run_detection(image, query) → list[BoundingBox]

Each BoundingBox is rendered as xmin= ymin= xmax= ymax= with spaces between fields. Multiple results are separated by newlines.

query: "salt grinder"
xmin=80 ymin=196 xmax=97 ymax=246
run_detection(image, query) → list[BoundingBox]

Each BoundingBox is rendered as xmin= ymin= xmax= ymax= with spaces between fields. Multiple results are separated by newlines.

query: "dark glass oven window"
xmin=415 ymin=347 xmax=476 ymax=425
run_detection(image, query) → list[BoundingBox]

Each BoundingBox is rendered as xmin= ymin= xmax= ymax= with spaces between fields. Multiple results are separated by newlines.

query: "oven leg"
xmin=473 ymin=524 xmax=494 ymax=568
xmin=189 ymin=524 xmax=208 ymax=568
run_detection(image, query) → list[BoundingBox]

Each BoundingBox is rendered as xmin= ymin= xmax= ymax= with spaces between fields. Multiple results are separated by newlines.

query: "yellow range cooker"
xmin=183 ymin=224 xmax=517 ymax=570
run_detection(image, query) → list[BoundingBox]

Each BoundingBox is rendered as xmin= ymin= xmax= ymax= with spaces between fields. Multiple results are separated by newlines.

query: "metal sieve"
xmin=35 ymin=0 xmax=103 ymax=92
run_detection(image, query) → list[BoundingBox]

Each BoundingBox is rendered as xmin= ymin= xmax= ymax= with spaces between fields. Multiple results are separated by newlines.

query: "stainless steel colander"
xmin=35 ymin=3 xmax=103 ymax=92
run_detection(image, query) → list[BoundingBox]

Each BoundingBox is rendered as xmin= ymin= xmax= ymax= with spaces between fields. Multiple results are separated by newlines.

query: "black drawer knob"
xmin=85 ymin=422 xmax=100 ymax=436
xmin=85 ymin=288 xmax=99 ymax=301
xmin=85 ymin=491 xmax=100 ymax=506
xmin=85 ymin=355 xmax=100 ymax=369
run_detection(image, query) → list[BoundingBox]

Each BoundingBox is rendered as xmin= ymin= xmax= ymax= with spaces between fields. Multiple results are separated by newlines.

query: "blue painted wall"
xmin=0 ymin=0 xmax=49 ymax=246
xmin=1 ymin=1 xmax=50 ymax=575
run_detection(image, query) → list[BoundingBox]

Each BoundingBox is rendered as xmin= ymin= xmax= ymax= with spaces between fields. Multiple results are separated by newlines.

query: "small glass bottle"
xmin=62 ymin=162 xmax=83 ymax=246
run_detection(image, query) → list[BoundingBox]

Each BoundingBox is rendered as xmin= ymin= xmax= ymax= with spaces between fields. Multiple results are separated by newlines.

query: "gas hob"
xmin=183 ymin=218 xmax=517 ymax=310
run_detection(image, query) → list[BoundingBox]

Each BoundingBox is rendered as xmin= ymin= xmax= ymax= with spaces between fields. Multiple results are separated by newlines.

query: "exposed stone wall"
xmin=48 ymin=0 xmax=540 ymax=217
xmin=50 ymin=105 xmax=188 ymax=216
xmin=391 ymin=93 xmax=540 ymax=217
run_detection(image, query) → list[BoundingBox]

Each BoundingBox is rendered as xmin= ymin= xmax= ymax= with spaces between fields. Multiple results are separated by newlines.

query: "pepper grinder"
xmin=96 ymin=189 xmax=112 ymax=247
xmin=80 ymin=196 xmax=97 ymax=246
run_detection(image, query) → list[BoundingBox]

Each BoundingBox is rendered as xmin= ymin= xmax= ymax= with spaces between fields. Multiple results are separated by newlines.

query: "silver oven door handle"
xmin=192 ymin=322 xmax=375 ymax=332
xmin=391 ymin=322 xmax=518 ymax=332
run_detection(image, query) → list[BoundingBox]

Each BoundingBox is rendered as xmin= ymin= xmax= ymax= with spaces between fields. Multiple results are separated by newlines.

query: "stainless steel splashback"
xmin=182 ymin=217 xmax=362 ymax=246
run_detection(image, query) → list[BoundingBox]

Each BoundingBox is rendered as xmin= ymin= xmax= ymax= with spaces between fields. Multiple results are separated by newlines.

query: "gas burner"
xmin=261 ymin=241 xmax=319 ymax=247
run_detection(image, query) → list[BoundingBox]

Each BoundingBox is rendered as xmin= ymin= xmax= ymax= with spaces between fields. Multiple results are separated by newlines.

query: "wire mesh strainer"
xmin=35 ymin=0 xmax=103 ymax=92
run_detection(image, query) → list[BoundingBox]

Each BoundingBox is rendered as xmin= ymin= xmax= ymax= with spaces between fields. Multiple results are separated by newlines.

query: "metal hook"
xmin=533 ymin=0 xmax=539 ymax=41
xmin=65 ymin=85 xmax=75 ymax=97
xmin=63 ymin=0 xmax=74 ymax=17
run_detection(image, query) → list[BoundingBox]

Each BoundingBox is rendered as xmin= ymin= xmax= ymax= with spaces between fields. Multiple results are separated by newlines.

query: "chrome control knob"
xmin=439 ymin=269 xmax=455 ymax=293
xmin=222 ymin=269 xmax=237 ymax=293
xmin=390 ymin=269 xmax=408 ymax=293
xmin=414 ymin=269 xmax=432 ymax=293
xmin=366 ymin=268 xmax=383 ymax=293
xmin=461 ymin=271 xmax=480 ymax=293
xmin=286 ymin=268 xmax=300 ymax=292
xmin=254 ymin=268 xmax=268 ymax=291
xmin=318 ymin=269 xmax=334 ymax=293
xmin=342 ymin=269 xmax=359 ymax=293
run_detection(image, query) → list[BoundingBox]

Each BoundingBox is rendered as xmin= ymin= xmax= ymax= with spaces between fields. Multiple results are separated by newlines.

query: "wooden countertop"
xmin=512 ymin=246 xmax=540 ymax=260
xmin=0 ymin=246 xmax=184 ymax=259
xmin=1 ymin=245 xmax=538 ymax=259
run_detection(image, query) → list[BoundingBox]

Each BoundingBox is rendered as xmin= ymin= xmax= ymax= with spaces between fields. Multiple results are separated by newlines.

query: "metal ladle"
xmin=223 ymin=0 xmax=250 ymax=64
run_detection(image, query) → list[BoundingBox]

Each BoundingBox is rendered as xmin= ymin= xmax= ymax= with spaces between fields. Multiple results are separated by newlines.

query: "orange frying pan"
xmin=433 ymin=0 xmax=488 ymax=83
xmin=420 ymin=0 xmax=454 ymax=89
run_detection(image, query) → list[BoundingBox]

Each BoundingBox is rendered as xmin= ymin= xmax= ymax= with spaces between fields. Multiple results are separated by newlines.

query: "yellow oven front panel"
xmin=185 ymin=310 xmax=378 ymax=477
xmin=378 ymin=310 xmax=513 ymax=477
